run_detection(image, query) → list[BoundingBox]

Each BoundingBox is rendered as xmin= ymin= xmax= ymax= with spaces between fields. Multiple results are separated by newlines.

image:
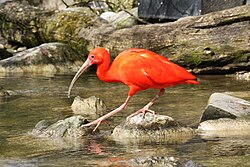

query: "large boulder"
xmin=112 ymin=112 xmax=195 ymax=143
xmin=0 ymin=1 xmax=100 ymax=53
xmin=0 ymin=1 xmax=54 ymax=47
xmin=200 ymin=93 xmax=250 ymax=122
xmin=198 ymin=93 xmax=250 ymax=134
xmin=0 ymin=42 xmax=84 ymax=74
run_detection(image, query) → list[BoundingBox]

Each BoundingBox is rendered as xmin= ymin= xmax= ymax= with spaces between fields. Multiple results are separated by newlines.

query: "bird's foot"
xmin=126 ymin=108 xmax=155 ymax=121
xmin=81 ymin=118 xmax=103 ymax=132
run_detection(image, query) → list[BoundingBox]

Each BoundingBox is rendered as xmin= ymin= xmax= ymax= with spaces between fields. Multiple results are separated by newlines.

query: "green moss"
xmin=189 ymin=50 xmax=203 ymax=65
xmin=233 ymin=50 xmax=250 ymax=62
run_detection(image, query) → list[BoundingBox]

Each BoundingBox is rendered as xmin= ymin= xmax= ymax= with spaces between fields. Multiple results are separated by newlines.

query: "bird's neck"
xmin=96 ymin=56 xmax=113 ymax=82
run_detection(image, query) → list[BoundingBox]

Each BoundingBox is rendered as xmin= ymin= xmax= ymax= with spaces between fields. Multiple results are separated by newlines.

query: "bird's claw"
xmin=81 ymin=118 xmax=102 ymax=132
xmin=126 ymin=108 xmax=156 ymax=121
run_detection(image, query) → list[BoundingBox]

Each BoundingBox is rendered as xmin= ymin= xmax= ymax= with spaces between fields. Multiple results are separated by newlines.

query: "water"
xmin=0 ymin=73 xmax=250 ymax=166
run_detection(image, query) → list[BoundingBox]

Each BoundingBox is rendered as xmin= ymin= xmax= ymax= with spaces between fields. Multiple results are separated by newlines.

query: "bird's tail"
xmin=185 ymin=78 xmax=199 ymax=85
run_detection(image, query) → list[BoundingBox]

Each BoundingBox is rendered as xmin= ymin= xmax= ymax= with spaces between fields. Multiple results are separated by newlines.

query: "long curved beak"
xmin=68 ymin=59 xmax=92 ymax=98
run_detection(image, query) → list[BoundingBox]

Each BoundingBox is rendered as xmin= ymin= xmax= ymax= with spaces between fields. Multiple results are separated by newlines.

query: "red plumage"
xmin=68 ymin=48 xmax=199 ymax=131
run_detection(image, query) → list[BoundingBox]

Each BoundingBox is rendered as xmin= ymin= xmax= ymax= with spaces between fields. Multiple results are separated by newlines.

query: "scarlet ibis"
xmin=68 ymin=48 xmax=199 ymax=131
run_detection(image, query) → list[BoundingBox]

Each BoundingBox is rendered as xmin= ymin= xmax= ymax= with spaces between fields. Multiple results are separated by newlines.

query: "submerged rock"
xmin=0 ymin=86 xmax=9 ymax=97
xmin=200 ymin=93 xmax=250 ymax=122
xmin=132 ymin=156 xmax=204 ymax=167
xmin=112 ymin=113 xmax=195 ymax=143
xmin=71 ymin=96 xmax=107 ymax=116
xmin=0 ymin=43 xmax=84 ymax=74
xmin=31 ymin=115 xmax=96 ymax=139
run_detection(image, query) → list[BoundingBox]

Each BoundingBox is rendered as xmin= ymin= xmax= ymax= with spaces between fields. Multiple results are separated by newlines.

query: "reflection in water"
xmin=0 ymin=73 xmax=250 ymax=166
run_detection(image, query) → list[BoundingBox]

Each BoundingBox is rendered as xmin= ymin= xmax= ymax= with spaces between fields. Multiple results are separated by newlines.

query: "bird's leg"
xmin=126 ymin=89 xmax=165 ymax=120
xmin=82 ymin=96 xmax=131 ymax=131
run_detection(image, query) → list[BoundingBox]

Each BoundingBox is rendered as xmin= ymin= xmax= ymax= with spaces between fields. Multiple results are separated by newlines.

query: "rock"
xmin=100 ymin=11 xmax=117 ymax=22
xmin=0 ymin=1 xmax=54 ymax=47
xmin=42 ymin=6 xmax=101 ymax=53
xmin=112 ymin=113 xmax=195 ymax=143
xmin=41 ymin=0 xmax=74 ymax=10
xmin=16 ymin=46 xmax=27 ymax=52
xmin=198 ymin=93 xmax=250 ymax=135
xmin=132 ymin=156 xmax=204 ymax=167
xmin=88 ymin=5 xmax=250 ymax=74
xmin=107 ymin=0 xmax=137 ymax=11
xmin=99 ymin=156 xmax=204 ymax=167
xmin=198 ymin=118 xmax=250 ymax=131
xmin=0 ymin=86 xmax=9 ymax=97
xmin=71 ymin=96 xmax=107 ymax=116
xmin=31 ymin=115 xmax=96 ymax=139
xmin=106 ymin=8 xmax=138 ymax=29
xmin=200 ymin=93 xmax=250 ymax=122
xmin=1 ymin=2 xmax=249 ymax=73
xmin=0 ymin=42 xmax=84 ymax=74
xmin=234 ymin=71 xmax=250 ymax=81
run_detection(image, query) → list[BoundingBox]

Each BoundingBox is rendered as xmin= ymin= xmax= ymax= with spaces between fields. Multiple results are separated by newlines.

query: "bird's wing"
xmin=114 ymin=49 xmax=196 ymax=88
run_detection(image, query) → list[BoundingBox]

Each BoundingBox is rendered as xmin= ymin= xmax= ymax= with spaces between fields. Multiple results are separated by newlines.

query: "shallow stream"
xmin=0 ymin=73 xmax=250 ymax=166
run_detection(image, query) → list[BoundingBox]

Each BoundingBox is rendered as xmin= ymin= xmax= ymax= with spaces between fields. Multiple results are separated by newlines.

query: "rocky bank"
xmin=0 ymin=1 xmax=249 ymax=74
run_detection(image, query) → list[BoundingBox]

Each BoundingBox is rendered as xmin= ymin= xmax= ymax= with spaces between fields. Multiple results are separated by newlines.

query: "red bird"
xmin=68 ymin=48 xmax=199 ymax=131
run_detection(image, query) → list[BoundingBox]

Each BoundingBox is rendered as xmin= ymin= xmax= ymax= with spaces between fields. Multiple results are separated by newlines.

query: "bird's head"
xmin=67 ymin=48 xmax=109 ymax=98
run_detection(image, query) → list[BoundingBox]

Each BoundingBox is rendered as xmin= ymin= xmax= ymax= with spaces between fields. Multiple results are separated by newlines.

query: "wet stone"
xmin=112 ymin=113 xmax=195 ymax=143
xmin=31 ymin=115 xmax=95 ymax=139
xmin=131 ymin=156 xmax=204 ymax=167
xmin=200 ymin=93 xmax=250 ymax=122
xmin=71 ymin=96 xmax=107 ymax=116
xmin=234 ymin=71 xmax=250 ymax=81
xmin=198 ymin=118 xmax=250 ymax=131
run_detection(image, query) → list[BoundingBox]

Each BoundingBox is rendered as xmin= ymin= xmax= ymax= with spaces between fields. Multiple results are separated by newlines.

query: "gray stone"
xmin=234 ymin=71 xmax=250 ymax=81
xmin=71 ymin=96 xmax=107 ymax=116
xmin=0 ymin=43 xmax=84 ymax=74
xmin=31 ymin=115 xmax=95 ymax=139
xmin=107 ymin=8 xmax=138 ymax=28
xmin=112 ymin=113 xmax=195 ymax=143
xmin=200 ymin=93 xmax=250 ymax=122
xmin=41 ymin=0 xmax=74 ymax=10
xmin=132 ymin=156 xmax=178 ymax=167
xmin=100 ymin=11 xmax=117 ymax=22
xmin=198 ymin=118 xmax=250 ymax=131
xmin=132 ymin=156 xmax=204 ymax=167
xmin=16 ymin=46 xmax=27 ymax=52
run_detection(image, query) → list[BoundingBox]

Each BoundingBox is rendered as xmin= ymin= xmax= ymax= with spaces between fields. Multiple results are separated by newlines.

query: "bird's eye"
xmin=90 ymin=55 xmax=95 ymax=59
